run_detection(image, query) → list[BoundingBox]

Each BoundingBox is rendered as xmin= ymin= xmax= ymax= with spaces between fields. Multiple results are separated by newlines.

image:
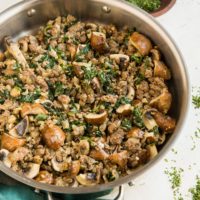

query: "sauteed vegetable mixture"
xmin=0 ymin=15 xmax=175 ymax=186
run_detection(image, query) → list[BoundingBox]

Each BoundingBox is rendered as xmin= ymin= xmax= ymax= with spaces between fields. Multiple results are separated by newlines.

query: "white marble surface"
xmin=0 ymin=1 xmax=200 ymax=199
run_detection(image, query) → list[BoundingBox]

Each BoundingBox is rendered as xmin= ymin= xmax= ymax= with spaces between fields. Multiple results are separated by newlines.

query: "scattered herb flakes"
xmin=171 ymin=148 xmax=178 ymax=155
xmin=121 ymin=118 xmax=132 ymax=131
xmin=189 ymin=176 xmax=200 ymax=200
xmin=132 ymin=107 xmax=144 ymax=128
xmin=165 ymin=167 xmax=184 ymax=200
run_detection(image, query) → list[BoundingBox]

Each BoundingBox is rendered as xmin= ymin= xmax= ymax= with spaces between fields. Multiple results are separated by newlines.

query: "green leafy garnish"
xmin=0 ymin=90 xmax=10 ymax=104
xmin=192 ymin=95 xmax=200 ymax=109
xmin=18 ymin=88 xmax=41 ymax=103
xmin=121 ymin=118 xmax=132 ymax=131
xmin=135 ymin=73 xmax=145 ymax=85
xmin=131 ymin=54 xmax=143 ymax=65
xmin=106 ymin=171 xmax=116 ymax=182
xmin=115 ymin=96 xmax=132 ymax=109
xmin=83 ymin=67 xmax=97 ymax=80
xmin=36 ymin=114 xmax=48 ymax=121
xmin=54 ymin=82 xmax=65 ymax=97
xmin=189 ymin=176 xmax=200 ymax=200
xmin=125 ymin=0 xmax=161 ymax=12
xmin=132 ymin=107 xmax=144 ymax=128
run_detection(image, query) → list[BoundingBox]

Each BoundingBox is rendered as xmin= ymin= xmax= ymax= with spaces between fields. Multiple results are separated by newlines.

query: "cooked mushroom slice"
xmin=127 ymin=86 xmax=135 ymax=101
xmin=108 ymin=120 xmax=121 ymax=134
xmin=109 ymin=150 xmax=128 ymax=168
xmin=9 ymin=116 xmax=29 ymax=138
xmin=67 ymin=43 xmax=77 ymax=60
xmin=76 ymin=173 xmax=99 ymax=186
xmin=24 ymin=163 xmax=40 ymax=179
xmin=51 ymin=156 xmax=70 ymax=172
xmin=35 ymin=170 xmax=53 ymax=184
xmin=0 ymin=149 xmax=12 ymax=168
xmin=68 ymin=160 xmax=81 ymax=177
xmin=130 ymin=32 xmax=152 ymax=56
xmin=84 ymin=111 xmax=107 ymax=125
xmin=1 ymin=133 xmax=26 ymax=152
xmin=91 ymin=77 xmax=101 ymax=92
xmin=143 ymin=131 xmax=158 ymax=144
xmin=150 ymin=48 xmax=161 ymax=61
xmin=150 ymin=89 xmax=172 ymax=114
xmin=143 ymin=110 xmax=158 ymax=130
xmin=151 ymin=111 xmax=176 ymax=133
xmin=110 ymin=54 xmax=130 ymax=67
xmin=78 ymin=140 xmax=90 ymax=155
xmin=127 ymin=127 xmax=144 ymax=139
xmin=90 ymin=32 xmax=109 ymax=53
xmin=8 ymin=147 xmax=30 ymax=163
xmin=116 ymin=104 xmax=132 ymax=116
xmin=146 ymin=144 xmax=158 ymax=160
xmin=41 ymin=124 xmax=66 ymax=150
xmin=125 ymin=137 xmax=140 ymax=151
xmin=21 ymin=103 xmax=48 ymax=118
xmin=154 ymin=60 xmax=171 ymax=80
xmin=90 ymin=148 xmax=109 ymax=161
xmin=5 ymin=37 xmax=28 ymax=67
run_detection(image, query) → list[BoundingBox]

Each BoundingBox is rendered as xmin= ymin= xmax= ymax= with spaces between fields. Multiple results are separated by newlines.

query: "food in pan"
xmin=0 ymin=15 xmax=175 ymax=187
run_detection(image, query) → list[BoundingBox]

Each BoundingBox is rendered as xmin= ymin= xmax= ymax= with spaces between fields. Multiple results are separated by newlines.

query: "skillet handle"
xmin=46 ymin=192 xmax=54 ymax=200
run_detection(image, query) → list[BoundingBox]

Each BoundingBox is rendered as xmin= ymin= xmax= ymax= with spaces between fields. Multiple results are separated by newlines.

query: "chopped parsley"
xmin=192 ymin=95 xmax=200 ymax=109
xmin=106 ymin=171 xmax=116 ymax=182
xmin=83 ymin=67 xmax=97 ymax=80
xmin=36 ymin=114 xmax=48 ymax=121
xmin=189 ymin=176 xmax=200 ymax=200
xmin=0 ymin=90 xmax=10 ymax=104
xmin=125 ymin=0 xmax=161 ymax=12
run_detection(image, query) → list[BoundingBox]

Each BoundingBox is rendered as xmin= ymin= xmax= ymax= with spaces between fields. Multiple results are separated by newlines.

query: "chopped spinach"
xmin=135 ymin=73 xmax=145 ymax=85
xmin=83 ymin=67 xmax=97 ymax=80
xmin=131 ymin=54 xmax=143 ymax=65
xmin=0 ymin=90 xmax=10 ymax=104
xmin=75 ymin=44 xmax=90 ymax=61
xmin=36 ymin=114 xmax=48 ymax=121
xmin=132 ymin=107 xmax=144 ymax=128
xmin=40 ymin=54 xmax=57 ymax=69
xmin=115 ymin=96 xmax=132 ymax=109
xmin=121 ymin=118 xmax=132 ymax=131
xmin=18 ymin=88 xmax=41 ymax=103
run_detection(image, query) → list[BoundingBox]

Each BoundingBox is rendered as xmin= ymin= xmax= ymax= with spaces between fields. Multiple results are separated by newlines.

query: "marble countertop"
xmin=0 ymin=1 xmax=200 ymax=199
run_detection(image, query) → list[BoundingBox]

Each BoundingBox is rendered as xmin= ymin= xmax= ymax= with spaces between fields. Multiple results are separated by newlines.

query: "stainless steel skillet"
xmin=0 ymin=0 xmax=189 ymax=196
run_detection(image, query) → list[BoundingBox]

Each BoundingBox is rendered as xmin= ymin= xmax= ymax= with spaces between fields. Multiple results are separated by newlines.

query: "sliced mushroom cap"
xmin=109 ymin=150 xmax=128 ymax=168
xmin=146 ymin=144 xmax=158 ymax=160
xmin=90 ymin=32 xmax=108 ymax=53
xmin=84 ymin=111 xmax=107 ymax=125
xmin=78 ymin=140 xmax=90 ymax=155
xmin=110 ymin=54 xmax=130 ymax=66
xmin=1 ymin=133 xmax=26 ymax=152
xmin=143 ymin=131 xmax=158 ymax=144
xmin=108 ymin=120 xmax=121 ymax=134
xmin=127 ymin=127 xmax=144 ymax=139
xmin=51 ymin=156 xmax=70 ymax=172
xmin=5 ymin=36 xmax=28 ymax=68
xmin=76 ymin=173 xmax=99 ymax=186
xmin=151 ymin=111 xmax=176 ymax=133
xmin=150 ymin=48 xmax=161 ymax=61
xmin=150 ymin=89 xmax=172 ymax=114
xmin=130 ymin=32 xmax=152 ymax=56
xmin=24 ymin=163 xmax=40 ymax=179
xmin=41 ymin=124 xmax=66 ymax=150
xmin=116 ymin=104 xmax=132 ymax=116
xmin=90 ymin=148 xmax=109 ymax=161
xmin=35 ymin=170 xmax=54 ymax=184
xmin=127 ymin=86 xmax=135 ymax=101
xmin=143 ymin=110 xmax=158 ymax=130
xmin=154 ymin=60 xmax=171 ymax=80
xmin=0 ymin=149 xmax=12 ymax=168
xmin=68 ymin=160 xmax=81 ymax=177
xmin=21 ymin=103 xmax=48 ymax=118
xmin=9 ymin=116 xmax=29 ymax=138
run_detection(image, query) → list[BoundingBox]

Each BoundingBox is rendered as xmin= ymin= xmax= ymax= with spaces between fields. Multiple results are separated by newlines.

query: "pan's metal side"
xmin=0 ymin=0 xmax=189 ymax=194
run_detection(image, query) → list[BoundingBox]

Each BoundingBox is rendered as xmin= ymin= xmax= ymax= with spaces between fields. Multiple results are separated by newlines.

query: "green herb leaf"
xmin=132 ymin=107 xmax=144 ymax=128
xmin=54 ymin=82 xmax=65 ymax=97
xmin=115 ymin=96 xmax=132 ymax=109
xmin=135 ymin=73 xmax=145 ymax=85
xmin=131 ymin=54 xmax=143 ymax=65
xmin=121 ymin=118 xmax=132 ymax=131
xmin=19 ymin=88 xmax=41 ymax=103
xmin=36 ymin=114 xmax=48 ymax=121
xmin=192 ymin=95 xmax=200 ymax=109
